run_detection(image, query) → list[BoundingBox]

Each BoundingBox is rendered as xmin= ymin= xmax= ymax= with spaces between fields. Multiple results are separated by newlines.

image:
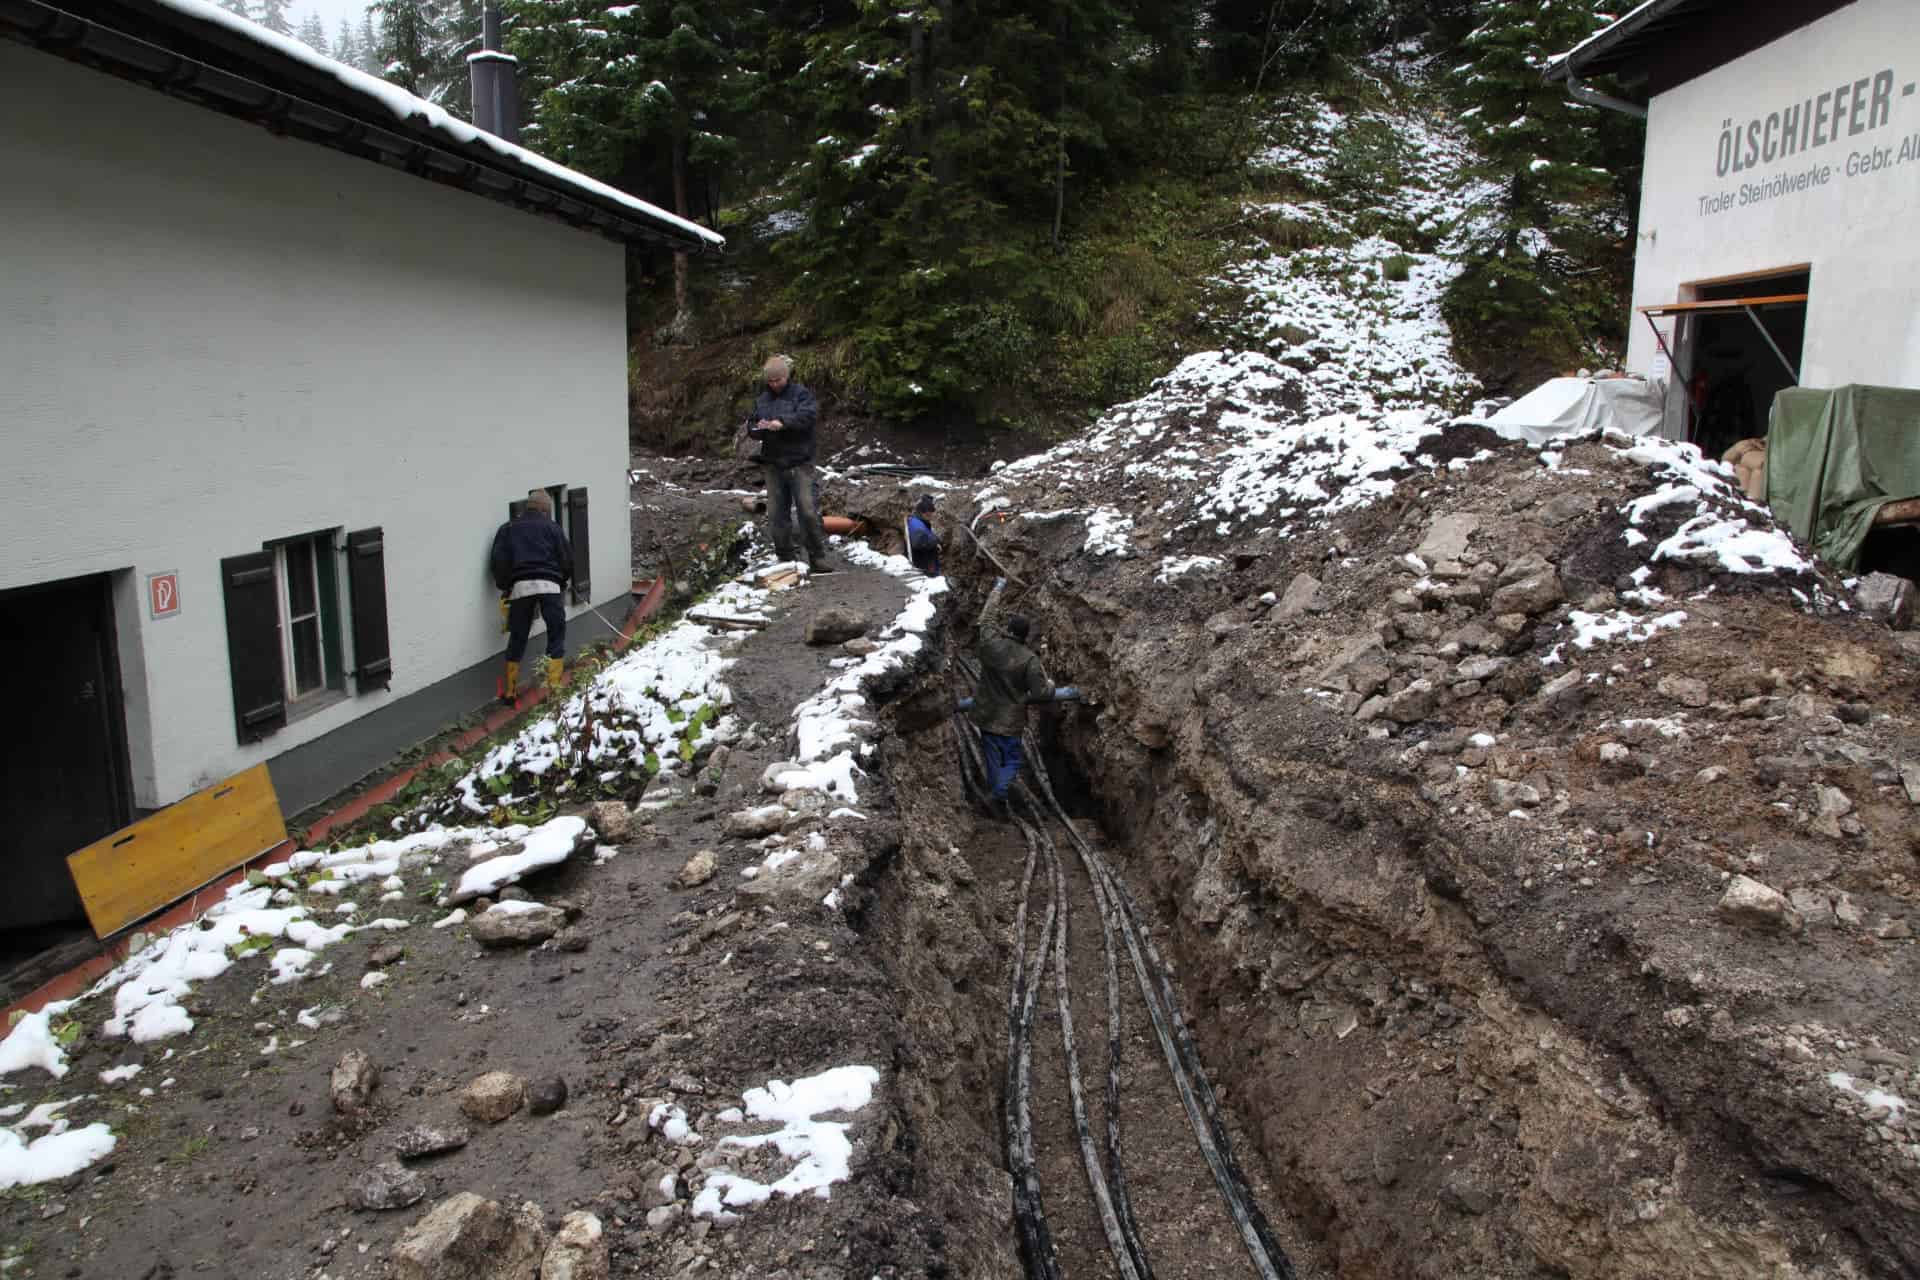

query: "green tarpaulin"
xmin=1766 ymin=385 xmax=1920 ymax=573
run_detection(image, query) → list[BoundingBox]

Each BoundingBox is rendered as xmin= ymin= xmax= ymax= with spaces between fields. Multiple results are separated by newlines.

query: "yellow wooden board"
xmin=67 ymin=764 xmax=288 ymax=939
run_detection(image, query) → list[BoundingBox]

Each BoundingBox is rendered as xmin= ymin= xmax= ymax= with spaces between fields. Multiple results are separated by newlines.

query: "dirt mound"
xmin=861 ymin=397 xmax=1920 ymax=1276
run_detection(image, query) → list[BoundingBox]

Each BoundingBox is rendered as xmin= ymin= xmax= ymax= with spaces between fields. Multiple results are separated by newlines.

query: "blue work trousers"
xmin=979 ymin=730 xmax=1025 ymax=800
xmin=506 ymin=593 xmax=567 ymax=661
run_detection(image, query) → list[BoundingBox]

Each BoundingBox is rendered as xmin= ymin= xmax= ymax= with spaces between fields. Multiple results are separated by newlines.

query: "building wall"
xmin=0 ymin=42 xmax=631 ymax=809
xmin=1626 ymin=0 xmax=1920 ymax=388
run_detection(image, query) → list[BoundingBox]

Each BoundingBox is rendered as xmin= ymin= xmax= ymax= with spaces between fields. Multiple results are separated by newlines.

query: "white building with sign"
xmin=1547 ymin=0 xmax=1919 ymax=455
xmin=0 ymin=0 xmax=721 ymax=933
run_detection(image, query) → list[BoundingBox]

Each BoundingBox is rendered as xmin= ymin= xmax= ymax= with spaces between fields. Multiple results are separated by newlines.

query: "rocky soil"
xmin=863 ymin=420 xmax=1920 ymax=1278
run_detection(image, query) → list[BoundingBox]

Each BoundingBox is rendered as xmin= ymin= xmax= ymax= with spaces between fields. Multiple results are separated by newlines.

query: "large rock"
xmin=331 ymin=1049 xmax=379 ymax=1116
xmin=725 ymin=805 xmax=790 ymax=838
xmin=391 ymin=1193 xmax=549 ymax=1280
xmin=349 ymin=1158 xmax=426 ymax=1211
xmin=459 ymin=1071 xmax=528 ymax=1125
xmin=1273 ymin=573 xmax=1324 ymax=621
xmin=737 ymin=849 xmax=843 ymax=911
xmin=804 ymin=608 xmax=869 ymax=646
xmin=1383 ymin=679 xmax=1439 ymax=724
xmin=1656 ymin=676 xmax=1710 ymax=708
xmin=469 ymin=903 xmax=565 ymax=949
xmin=587 ymin=801 xmax=632 ymax=843
xmin=1855 ymin=572 xmax=1914 ymax=630
xmin=1488 ymin=570 xmax=1565 ymax=617
xmin=1489 ymin=779 xmax=1543 ymax=809
xmin=1717 ymin=875 xmax=1802 ymax=932
xmin=1417 ymin=514 xmax=1480 ymax=561
xmin=393 ymin=1122 xmax=472 ymax=1160
xmin=529 ymin=1077 xmax=569 ymax=1116
xmin=674 ymin=849 xmax=717 ymax=889
xmin=540 ymin=1211 xmax=610 ymax=1280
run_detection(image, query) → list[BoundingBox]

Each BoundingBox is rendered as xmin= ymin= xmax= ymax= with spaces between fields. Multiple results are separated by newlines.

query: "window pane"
xmin=286 ymin=540 xmax=317 ymax=616
xmin=291 ymin=618 xmax=322 ymax=696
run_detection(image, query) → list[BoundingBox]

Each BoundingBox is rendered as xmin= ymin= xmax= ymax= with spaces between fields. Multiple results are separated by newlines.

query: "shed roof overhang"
xmin=0 ymin=0 xmax=725 ymax=254
xmin=1544 ymin=0 xmax=1855 ymax=98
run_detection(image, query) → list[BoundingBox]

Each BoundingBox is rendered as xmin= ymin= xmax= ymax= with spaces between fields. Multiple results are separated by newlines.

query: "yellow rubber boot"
xmin=502 ymin=660 xmax=520 ymax=703
xmin=546 ymin=656 xmax=565 ymax=691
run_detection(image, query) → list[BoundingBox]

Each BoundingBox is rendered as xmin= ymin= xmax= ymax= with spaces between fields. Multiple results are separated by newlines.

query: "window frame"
xmin=265 ymin=529 xmax=347 ymax=714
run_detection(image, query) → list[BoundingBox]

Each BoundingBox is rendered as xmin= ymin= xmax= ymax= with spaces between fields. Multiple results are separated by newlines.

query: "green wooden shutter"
xmin=345 ymin=527 xmax=393 ymax=692
xmin=221 ymin=551 xmax=287 ymax=742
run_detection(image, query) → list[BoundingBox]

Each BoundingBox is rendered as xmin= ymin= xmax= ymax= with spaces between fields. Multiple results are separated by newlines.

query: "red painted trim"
xmin=4 ymin=581 xmax=667 ymax=1023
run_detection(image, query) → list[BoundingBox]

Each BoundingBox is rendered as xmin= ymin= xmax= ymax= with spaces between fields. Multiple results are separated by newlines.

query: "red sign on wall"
xmin=149 ymin=571 xmax=180 ymax=620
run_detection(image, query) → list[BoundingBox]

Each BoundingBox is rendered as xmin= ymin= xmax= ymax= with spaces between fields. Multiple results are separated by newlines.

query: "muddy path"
xmin=0 ymin=558 xmax=956 ymax=1279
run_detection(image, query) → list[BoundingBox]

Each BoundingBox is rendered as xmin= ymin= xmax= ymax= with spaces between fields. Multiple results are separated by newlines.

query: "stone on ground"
xmin=539 ymin=1211 xmax=610 ymax=1280
xmin=460 ymin=1071 xmax=528 ymax=1124
xmin=1656 ymin=676 xmax=1710 ymax=708
xmin=1273 ymin=573 xmax=1324 ymax=621
xmin=393 ymin=1122 xmax=471 ymax=1160
xmin=804 ymin=607 xmax=869 ymax=646
xmin=1717 ymin=875 xmax=1801 ymax=931
xmin=391 ymin=1193 xmax=549 ymax=1280
xmin=469 ymin=903 xmax=566 ymax=949
xmin=529 ymin=1076 xmax=569 ymax=1116
xmin=348 ymin=1158 xmax=426 ymax=1211
xmin=724 ymin=805 xmax=789 ymax=838
xmin=331 ymin=1049 xmax=379 ymax=1115
xmin=738 ymin=849 xmax=842 ymax=910
xmin=1855 ymin=572 xmax=1914 ymax=630
xmin=368 ymin=941 xmax=406 ymax=968
xmin=760 ymin=762 xmax=814 ymax=794
xmin=674 ymin=849 xmax=718 ymax=889
xmin=588 ymin=800 xmax=633 ymax=843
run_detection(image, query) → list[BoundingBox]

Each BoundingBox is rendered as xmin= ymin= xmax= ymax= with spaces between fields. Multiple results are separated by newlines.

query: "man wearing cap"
xmin=967 ymin=578 xmax=1054 ymax=819
xmin=745 ymin=354 xmax=832 ymax=573
xmin=490 ymin=489 xmax=574 ymax=700
xmin=906 ymin=494 xmax=941 ymax=577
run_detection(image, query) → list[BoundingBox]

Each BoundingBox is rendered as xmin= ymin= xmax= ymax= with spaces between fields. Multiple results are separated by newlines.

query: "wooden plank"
xmin=1875 ymin=497 xmax=1920 ymax=527
xmin=67 ymin=764 xmax=288 ymax=939
xmin=688 ymin=610 xmax=770 ymax=631
xmin=1637 ymin=293 xmax=1808 ymax=315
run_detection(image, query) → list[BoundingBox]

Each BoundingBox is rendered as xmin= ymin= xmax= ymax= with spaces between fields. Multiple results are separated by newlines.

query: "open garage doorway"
xmin=1641 ymin=267 xmax=1810 ymax=461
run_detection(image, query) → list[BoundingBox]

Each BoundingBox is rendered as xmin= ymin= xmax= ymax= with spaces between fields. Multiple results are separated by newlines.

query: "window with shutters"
xmin=268 ymin=531 xmax=346 ymax=714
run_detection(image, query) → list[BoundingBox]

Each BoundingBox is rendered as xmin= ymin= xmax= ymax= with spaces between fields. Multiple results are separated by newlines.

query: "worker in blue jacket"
xmin=906 ymin=494 xmax=941 ymax=577
xmin=490 ymin=490 xmax=573 ymax=700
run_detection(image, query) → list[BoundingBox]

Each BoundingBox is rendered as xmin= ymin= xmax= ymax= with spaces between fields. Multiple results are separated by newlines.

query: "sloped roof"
xmin=1544 ymin=0 xmax=1855 ymax=93
xmin=0 ymin=0 xmax=724 ymax=253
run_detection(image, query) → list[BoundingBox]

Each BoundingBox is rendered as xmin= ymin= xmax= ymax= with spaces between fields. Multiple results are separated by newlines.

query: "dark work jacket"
xmin=907 ymin=514 xmax=940 ymax=576
xmin=744 ymin=380 xmax=820 ymax=467
xmin=968 ymin=596 xmax=1052 ymax=737
xmin=490 ymin=512 xmax=573 ymax=591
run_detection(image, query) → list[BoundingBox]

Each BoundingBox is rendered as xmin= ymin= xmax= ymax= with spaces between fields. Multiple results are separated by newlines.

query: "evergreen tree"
xmin=333 ymin=17 xmax=362 ymax=68
xmin=372 ymin=0 xmax=435 ymax=94
xmin=1443 ymin=0 xmax=1642 ymax=380
xmin=257 ymin=0 xmax=294 ymax=37
xmin=358 ymin=12 xmax=384 ymax=74
xmin=427 ymin=0 xmax=485 ymax=116
xmin=298 ymin=12 xmax=330 ymax=52
xmin=217 ymin=0 xmax=250 ymax=17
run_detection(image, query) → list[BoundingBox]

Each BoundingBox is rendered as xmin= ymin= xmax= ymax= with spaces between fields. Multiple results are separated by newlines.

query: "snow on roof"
xmin=149 ymin=0 xmax=723 ymax=250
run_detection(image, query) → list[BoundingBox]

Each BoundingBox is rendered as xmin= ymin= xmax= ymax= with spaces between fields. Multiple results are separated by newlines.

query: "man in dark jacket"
xmin=906 ymin=494 xmax=941 ymax=577
xmin=490 ymin=489 xmax=574 ymax=700
xmin=745 ymin=355 xmax=832 ymax=572
xmin=967 ymin=578 xmax=1054 ymax=817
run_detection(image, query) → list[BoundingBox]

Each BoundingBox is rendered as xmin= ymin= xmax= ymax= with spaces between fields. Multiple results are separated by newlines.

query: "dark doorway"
xmin=0 ymin=574 xmax=134 ymax=933
xmin=1680 ymin=268 xmax=1810 ymax=460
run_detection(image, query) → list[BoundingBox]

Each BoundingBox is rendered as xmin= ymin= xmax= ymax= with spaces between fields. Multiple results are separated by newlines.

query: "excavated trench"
xmin=849 ymin=516 xmax=1898 ymax=1280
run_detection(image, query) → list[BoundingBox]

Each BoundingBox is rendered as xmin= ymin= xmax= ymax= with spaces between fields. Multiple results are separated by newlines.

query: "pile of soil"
xmin=871 ymin=427 xmax=1920 ymax=1277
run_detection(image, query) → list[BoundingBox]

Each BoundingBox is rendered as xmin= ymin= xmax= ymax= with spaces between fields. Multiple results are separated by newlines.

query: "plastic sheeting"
xmin=1767 ymin=385 xmax=1920 ymax=572
xmin=1485 ymin=376 xmax=1672 ymax=444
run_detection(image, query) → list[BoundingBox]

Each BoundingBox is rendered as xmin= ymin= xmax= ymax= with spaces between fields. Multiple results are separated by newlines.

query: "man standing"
xmin=906 ymin=494 xmax=941 ymax=577
xmin=490 ymin=489 xmax=574 ymax=701
xmin=967 ymin=578 xmax=1054 ymax=818
xmin=745 ymin=355 xmax=832 ymax=573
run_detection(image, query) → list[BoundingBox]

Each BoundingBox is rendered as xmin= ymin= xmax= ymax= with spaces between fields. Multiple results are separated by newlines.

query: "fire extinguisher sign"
xmin=149 ymin=571 xmax=181 ymax=620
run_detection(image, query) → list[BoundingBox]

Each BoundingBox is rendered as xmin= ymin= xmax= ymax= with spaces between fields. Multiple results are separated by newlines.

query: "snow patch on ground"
xmin=691 ymin=1065 xmax=880 ymax=1222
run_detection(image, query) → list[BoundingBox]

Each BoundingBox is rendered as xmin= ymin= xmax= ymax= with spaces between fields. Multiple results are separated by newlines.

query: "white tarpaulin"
xmin=1485 ymin=376 xmax=1674 ymax=444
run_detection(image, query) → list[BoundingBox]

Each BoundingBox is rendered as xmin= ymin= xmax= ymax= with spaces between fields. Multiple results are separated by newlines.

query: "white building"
xmin=0 ymin=0 xmax=722 ymax=930
xmin=1548 ymin=0 xmax=1920 ymax=454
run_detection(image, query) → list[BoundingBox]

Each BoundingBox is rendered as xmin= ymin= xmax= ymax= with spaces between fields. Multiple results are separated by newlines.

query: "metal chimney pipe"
xmin=468 ymin=4 xmax=518 ymax=143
